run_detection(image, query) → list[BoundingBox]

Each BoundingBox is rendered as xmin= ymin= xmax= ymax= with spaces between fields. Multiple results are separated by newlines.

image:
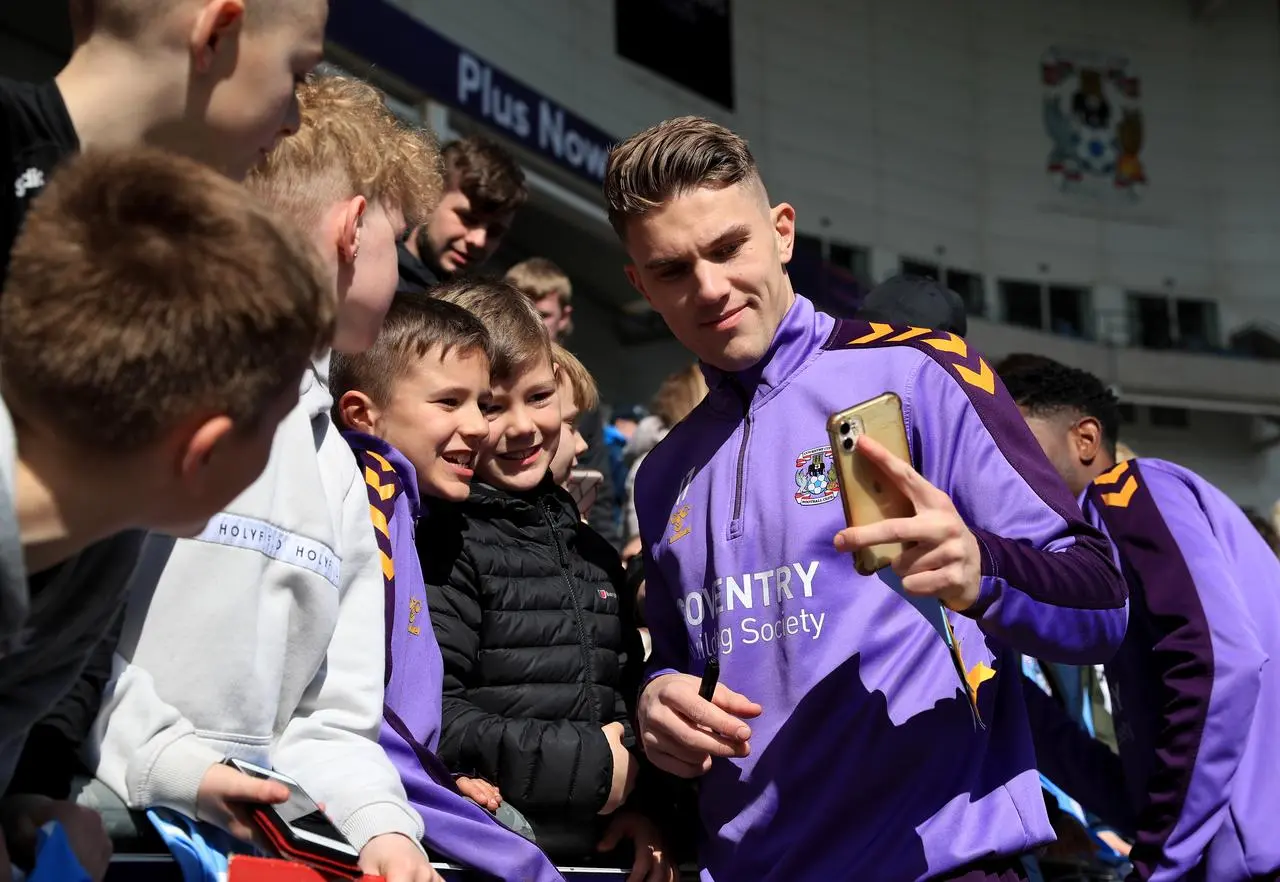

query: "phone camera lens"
xmin=840 ymin=422 xmax=851 ymax=435
xmin=842 ymin=437 xmax=853 ymax=451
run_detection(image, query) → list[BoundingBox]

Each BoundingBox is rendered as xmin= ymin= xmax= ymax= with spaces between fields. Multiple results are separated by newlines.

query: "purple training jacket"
xmin=633 ymin=293 xmax=1128 ymax=882
xmin=1032 ymin=457 xmax=1280 ymax=881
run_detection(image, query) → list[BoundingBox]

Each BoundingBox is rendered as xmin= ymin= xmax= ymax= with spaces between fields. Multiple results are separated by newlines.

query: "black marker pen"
xmin=698 ymin=657 xmax=720 ymax=701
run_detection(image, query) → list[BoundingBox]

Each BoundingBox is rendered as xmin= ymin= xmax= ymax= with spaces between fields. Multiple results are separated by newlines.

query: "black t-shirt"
xmin=1 ymin=79 xmax=79 ymax=291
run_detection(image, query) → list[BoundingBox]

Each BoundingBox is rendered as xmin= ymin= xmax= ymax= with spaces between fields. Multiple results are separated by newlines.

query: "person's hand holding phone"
xmin=833 ymin=435 xmax=982 ymax=611
xmin=637 ymin=673 xmax=762 ymax=778
xmin=196 ymin=763 xmax=289 ymax=847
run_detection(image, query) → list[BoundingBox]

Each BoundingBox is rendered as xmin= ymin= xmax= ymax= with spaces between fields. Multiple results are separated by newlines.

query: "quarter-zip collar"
xmin=701 ymin=293 xmax=835 ymax=418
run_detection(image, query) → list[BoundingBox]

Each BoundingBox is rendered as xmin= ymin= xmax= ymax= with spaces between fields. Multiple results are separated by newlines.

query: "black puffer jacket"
xmin=420 ymin=476 xmax=645 ymax=858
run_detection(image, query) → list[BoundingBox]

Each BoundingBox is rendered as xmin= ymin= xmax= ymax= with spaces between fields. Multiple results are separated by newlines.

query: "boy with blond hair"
xmin=505 ymin=257 xmax=574 ymax=343
xmin=0 ymin=147 xmax=334 ymax=878
xmin=1 ymin=0 xmax=328 ymax=286
xmin=84 ymin=76 xmax=442 ymax=882
xmin=549 ymin=344 xmax=599 ymax=523
xmin=549 ymin=343 xmax=597 ymax=488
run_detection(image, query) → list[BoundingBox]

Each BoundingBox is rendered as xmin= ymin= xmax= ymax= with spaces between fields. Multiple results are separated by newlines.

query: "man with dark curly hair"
xmin=997 ymin=354 xmax=1280 ymax=882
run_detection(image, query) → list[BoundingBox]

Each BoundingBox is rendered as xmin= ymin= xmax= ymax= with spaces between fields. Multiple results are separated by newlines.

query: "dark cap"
xmin=857 ymin=274 xmax=968 ymax=336
xmin=612 ymin=404 xmax=646 ymax=424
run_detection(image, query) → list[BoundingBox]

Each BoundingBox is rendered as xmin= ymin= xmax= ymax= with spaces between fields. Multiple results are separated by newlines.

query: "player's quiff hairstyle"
xmin=551 ymin=344 xmax=598 ymax=414
xmin=432 ymin=279 xmax=551 ymax=384
xmin=249 ymin=76 xmax=443 ymax=230
xmin=330 ymin=293 xmax=494 ymax=416
xmin=603 ymin=115 xmax=764 ymax=240
xmin=995 ymin=355 xmax=1121 ymax=458
xmin=1 ymin=148 xmax=334 ymax=453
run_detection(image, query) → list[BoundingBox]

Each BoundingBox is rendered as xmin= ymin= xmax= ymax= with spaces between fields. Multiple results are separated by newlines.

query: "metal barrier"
xmin=104 ymin=854 xmax=699 ymax=881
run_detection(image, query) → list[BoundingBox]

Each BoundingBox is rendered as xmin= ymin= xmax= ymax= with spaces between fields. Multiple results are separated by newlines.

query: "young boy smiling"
xmin=331 ymin=289 xmax=565 ymax=882
xmin=423 ymin=282 xmax=671 ymax=880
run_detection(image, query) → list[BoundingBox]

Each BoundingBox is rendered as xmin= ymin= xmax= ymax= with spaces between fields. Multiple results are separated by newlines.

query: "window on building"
xmin=1127 ymin=293 xmax=1220 ymax=351
xmin=1149 ymin=406 xmax=1190 ymax=428
xmin=945 ymin=269 xmax=985 ymax=318
xmin=1000 ymin=280 xmax=1045 ymax=331
xmin=900 ymin=258 xmax=940 ymax=280
xmin=1048 ymin=285 xmax=1090 ymax=338
xmin=829 ymin=242 xmax=871 ymax=284
xmin=1176 ymin=298 xmax=1218 ymax=351
xmin=789 ymin=232 xmax=824 ymax=301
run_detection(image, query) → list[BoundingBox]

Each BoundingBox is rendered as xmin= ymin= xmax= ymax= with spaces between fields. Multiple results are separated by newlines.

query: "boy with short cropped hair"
xmin=397 ymin=136 xmax=527 ymax=292
xmin=1 ymin=0 xmax=328 ymax=287
xmin=86 ymin=76 xmax=442 ymax=882
xmin=423 ymin=283 xmax=672 ymax=880
xmin=331 ymin=290 xmax=566 ymax=882
xmin=506 ymin=258 xmax=574 ymax=343
xmin=0 ymin=146 xmax=334 ymax=875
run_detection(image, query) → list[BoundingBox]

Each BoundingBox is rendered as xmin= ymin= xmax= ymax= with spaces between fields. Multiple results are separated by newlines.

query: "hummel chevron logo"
xmin=845 ymin=326 xmax=996 ymax=395
xmin=923 ymin=334 xmax=996 ymax=395
xmin=848 ymin=322 xmax=894 ymax=345
xmin=1094 ymin=460 xmax=1139 ymax=508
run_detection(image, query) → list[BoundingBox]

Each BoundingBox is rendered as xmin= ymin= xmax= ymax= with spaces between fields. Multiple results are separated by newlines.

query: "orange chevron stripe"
xmin=364 ymin=466 xmax=396 ymax=501
xmin=1094 ymin=460 xmax=1130 ymax=487
xmin=380 ymin=551 xmax=394 ymax=581
xmin=955 ymin=357 xmax=995 ymax=394
xmin=368 ymin=452 xmax=394 ymax=473
xmin=369 ymin=504 xmax=390 ymax=539
xmin=1100 ymin=475 xmax=1139 ymax=508
xmin=923 ymin=333 xmax=969 ymax=358
xmin=849 ymin=322 xmax=894 ymax=345
xmin=889 ymin=326 xmax=930 ymax=342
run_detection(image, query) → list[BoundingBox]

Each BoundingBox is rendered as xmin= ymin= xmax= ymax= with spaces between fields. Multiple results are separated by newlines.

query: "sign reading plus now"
xmin=455 ymin=52 xmax=611 ymax=183
xmin=328 ymin=0 xmax=615 ymax=186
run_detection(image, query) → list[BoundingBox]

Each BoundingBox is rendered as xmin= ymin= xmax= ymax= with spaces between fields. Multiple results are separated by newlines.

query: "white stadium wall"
xmin=391 ymin=0 xmax=1280 ymax=508
xmin=394 ymin=0 xmax=1280 ymax=330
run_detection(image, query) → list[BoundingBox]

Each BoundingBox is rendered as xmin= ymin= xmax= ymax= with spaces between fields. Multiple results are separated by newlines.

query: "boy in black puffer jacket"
xmin=422 ymin=281 xmax=673 ymax=880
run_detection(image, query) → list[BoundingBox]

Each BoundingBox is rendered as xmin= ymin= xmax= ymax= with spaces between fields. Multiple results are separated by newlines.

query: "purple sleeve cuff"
xmin=966 ymin=528 xmax=1128 ymax=665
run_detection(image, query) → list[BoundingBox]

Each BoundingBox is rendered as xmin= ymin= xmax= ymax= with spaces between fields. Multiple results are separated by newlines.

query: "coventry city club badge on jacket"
xmin=794 ymin=446 xmax=839 ymax=506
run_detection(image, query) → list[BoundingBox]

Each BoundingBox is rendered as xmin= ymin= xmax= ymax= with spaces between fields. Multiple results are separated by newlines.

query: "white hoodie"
xmin=87 ymin=360 xmax=423 ymax=851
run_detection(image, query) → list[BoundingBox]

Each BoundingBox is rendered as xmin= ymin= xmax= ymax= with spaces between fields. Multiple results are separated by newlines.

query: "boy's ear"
xmin=178 ymin=414 xmax=236 ymax=481
xmin=338 ymin=390 xmax=379 ymax=435
xmin=338 ymin=197 xmax=369 ymax=266
xmin=190 ymin=0 xmax=246 ymax=72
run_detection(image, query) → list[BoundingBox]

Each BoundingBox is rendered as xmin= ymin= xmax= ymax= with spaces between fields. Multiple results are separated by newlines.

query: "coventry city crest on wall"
xmin=1041 ymin=47 xmax=1147 ymax=200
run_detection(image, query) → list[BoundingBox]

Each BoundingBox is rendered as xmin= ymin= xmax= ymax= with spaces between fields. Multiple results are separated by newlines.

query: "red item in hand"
xmin=227 ymin=855 xmax=384 ymax=882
